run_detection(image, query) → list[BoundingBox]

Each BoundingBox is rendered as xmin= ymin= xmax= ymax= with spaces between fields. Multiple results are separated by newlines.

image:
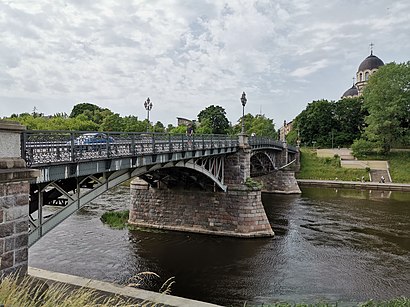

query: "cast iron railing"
xmin=21 ymin=131 xmax=240 ymax=166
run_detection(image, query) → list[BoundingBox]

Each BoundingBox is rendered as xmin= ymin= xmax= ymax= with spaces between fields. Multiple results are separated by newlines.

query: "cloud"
xmin=290 ymin=59 xmax=329 ymax=78
xmin=0 ymin=0 xmax=409 ymax=126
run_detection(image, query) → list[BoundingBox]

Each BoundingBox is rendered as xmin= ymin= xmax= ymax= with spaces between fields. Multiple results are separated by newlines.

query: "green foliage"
xmin=69 ymin=102 xmax=103 ymax=118
xmin=388 ymin=152 xmax=410 ymax=183
xmin=297 ymin=148 xmax=368 ymax=181
xmin=351 ymin=139 xmax=379 ymax=158
xmin=233 ymin=114 xmax=278 ymax=139
xmin=245 ymin=177 xmax=263 ymax=190
xmin=168 ymin=125 xmax=187 ymax=134
xmin=362 ymin=62 xmax=410 ymax=153
xmin=293 ymin=97 xmax=366 ymax=148
xmin=197 ymin=105 xmax=230 ymax=134
xmin=100 ymin=210 xmax=129 ymax=229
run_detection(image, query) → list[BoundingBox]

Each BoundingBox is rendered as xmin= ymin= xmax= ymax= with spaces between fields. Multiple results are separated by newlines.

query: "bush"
xmin=351 ymin=139 xmax=378 ymax=158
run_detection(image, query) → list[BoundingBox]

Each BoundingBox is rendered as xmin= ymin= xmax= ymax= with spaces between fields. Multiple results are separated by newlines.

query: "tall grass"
xmin=0 ymin=273 xmax=133 ymax=306
xmin=0 ymin=272 xmax=175 ymax=306
xmin=297 ymin=148 xmax=368 ymax=181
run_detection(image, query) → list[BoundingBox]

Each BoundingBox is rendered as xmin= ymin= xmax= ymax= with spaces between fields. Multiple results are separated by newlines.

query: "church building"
xmin=341 ymin=46 xmax=384 ymax=98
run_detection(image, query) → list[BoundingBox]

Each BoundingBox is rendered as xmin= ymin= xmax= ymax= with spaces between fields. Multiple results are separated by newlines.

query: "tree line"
xmin=287 ymin=61 xmax=410 ymax=155
xmin=5 ymin=102 xmax=278 ymax=139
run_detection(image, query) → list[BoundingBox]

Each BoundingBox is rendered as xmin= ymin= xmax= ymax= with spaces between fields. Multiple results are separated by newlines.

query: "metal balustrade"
xmin=21 ymin=131 xmax=240 ymax=166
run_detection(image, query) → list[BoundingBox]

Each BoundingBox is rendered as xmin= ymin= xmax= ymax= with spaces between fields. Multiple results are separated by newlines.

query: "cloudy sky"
xmin=1 ymin=0 xmax=409 ymax=127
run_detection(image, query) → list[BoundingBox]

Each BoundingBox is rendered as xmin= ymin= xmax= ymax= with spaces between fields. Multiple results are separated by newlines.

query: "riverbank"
xmin=298 ymin=179 xmax=410 ymax=192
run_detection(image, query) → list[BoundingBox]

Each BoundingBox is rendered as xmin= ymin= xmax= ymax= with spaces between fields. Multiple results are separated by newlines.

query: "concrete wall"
xmin=129 ymin=180 xmax=273 ymax=238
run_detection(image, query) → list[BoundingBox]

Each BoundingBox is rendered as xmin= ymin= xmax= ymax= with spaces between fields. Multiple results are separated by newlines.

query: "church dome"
xmin=358 ymin=52 xmax=384 ymax=72
xmin=342 ymin=85 xmax=359 ymax=98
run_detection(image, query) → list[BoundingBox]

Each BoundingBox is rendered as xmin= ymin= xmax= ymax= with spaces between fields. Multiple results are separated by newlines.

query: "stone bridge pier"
xmin=256 ymin=142 xmax=301 ymax=194
xmin=129 ymin=134 xmax=274 ymax=237
xmin=0 ymin=121 xmax=38 ymax=277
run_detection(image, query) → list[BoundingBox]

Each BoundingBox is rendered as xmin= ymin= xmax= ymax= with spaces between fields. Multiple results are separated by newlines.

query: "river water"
xmin=29 ymin=186 xmax=410 ymax=306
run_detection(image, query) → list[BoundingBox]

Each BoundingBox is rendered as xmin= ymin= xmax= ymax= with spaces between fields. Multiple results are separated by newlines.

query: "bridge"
xmin=0 ymin=120 xmax=300 ymax=276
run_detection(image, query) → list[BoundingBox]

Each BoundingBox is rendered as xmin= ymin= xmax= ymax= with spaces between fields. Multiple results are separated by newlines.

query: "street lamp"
xmin=240 ymin=91 xmax=247 ymax=134
xmin=144 ymin=97 xmax=153 ymax=132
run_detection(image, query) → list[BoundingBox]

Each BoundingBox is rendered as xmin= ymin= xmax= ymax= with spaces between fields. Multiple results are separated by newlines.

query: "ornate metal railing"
xmin=21 ymin=131 xmax=239 ymax=166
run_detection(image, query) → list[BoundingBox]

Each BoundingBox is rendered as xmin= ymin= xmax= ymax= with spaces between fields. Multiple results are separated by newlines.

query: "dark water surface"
xmin=29 ymin=187 xmax=410 ymax=306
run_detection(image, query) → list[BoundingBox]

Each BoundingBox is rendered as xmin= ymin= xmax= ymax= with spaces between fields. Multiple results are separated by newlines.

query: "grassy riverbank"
xmin=360 ymin=151 xmax=410 ymax=183
xmin=297 ymin=148 xmax=410 ymax=183
xmin=296 ymin=148 xmax=368 ymax=181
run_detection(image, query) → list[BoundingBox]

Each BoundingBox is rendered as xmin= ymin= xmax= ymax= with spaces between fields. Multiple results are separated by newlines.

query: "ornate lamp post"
xmin=240 ymin=91 xmax=247 ymax=134
xmin=144 ymin=97 xmax=153 ymax=132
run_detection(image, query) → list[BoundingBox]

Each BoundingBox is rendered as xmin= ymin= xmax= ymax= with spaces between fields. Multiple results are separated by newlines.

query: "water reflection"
xmin=29 ymin=186 xmax=410 ymax=306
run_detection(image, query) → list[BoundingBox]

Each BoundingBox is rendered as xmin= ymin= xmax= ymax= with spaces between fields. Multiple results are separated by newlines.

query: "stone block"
xmin=15 ymin=247 xmax=28 ymax=263
xmin=5 ymin=237 xmax=14 ymax=252
xmin=0 ymin=251 xmax=14 ymax=270
xmin=15 ymin=233 xmax=28 ymax=249
xmin=0 ymin=222 xmax=14 ymax=238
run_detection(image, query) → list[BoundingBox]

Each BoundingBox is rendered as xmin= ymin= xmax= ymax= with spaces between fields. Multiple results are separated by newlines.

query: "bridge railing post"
xmin=131 ymin=133 xmax=136 ymax=155
xmin=70 ymin=132 xmax=75 ymax=162
xmin=168 ymin=134 xmax=172 ymax=152
xmin=152 ymin=133 xmax=156 ymax=153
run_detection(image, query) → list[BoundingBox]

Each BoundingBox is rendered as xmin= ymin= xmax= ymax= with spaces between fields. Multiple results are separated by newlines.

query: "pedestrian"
xmin=186 ymin=124 xmax=194 ymax=146
xmin=380 ymin=175 xmax=385 ymax=183
xmin=361 ymin=176 xmax=365 ymax=182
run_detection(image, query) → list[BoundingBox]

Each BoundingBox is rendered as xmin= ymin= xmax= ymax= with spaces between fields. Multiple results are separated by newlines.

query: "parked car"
xmin=68 ymin=133 xmax=115 ymax=145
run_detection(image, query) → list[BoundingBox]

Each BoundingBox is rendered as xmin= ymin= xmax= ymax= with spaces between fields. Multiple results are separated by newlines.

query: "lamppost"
xmin=144 ymin=97 xmax=153 ymax=132
xmin=240 ymin=91 xmax=247 ymax=134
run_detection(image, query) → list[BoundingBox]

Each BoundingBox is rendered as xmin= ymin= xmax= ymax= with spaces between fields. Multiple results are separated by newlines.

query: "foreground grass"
xmin=0 ymin=274 xmax=135 ymax=306
xmin=297 ymin=148 xmax=368 ymax=181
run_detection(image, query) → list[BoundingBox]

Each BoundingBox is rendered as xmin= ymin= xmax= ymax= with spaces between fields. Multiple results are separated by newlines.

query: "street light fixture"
xmin=144 ymin=97 xmax=153 ymax=132
xmin=240 ymin=91 xmax=247 ymax=134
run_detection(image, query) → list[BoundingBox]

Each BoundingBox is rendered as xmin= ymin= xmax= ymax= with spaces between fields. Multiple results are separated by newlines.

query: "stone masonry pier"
xmin=129 ymin=134 xmax=274 ymax=238
xmin=0 ymin=120 xmax=38 ymax=277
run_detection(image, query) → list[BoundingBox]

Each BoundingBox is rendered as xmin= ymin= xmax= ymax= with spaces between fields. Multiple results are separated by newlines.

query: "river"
xmin=28 ymin=186 xmax=410 ymax=306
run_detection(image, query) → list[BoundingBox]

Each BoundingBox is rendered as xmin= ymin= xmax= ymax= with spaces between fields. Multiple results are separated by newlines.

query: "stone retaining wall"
xmin=129 ymin=180 xmax=274 ymax=238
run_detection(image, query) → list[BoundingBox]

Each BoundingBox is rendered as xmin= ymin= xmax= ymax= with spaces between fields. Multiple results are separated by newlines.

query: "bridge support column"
xmin=255 ymin=171 xmax=301 ymax=194
xmin=0 ymin=121 xmax=39 ymax=277
xmin=129 ymin=134 xmax=274 ymax=238
xmin=129 ymin=179 xmax=273 ymax=237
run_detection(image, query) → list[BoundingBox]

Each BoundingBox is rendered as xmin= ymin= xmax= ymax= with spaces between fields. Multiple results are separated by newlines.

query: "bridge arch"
xmin=29 ymin=156 xmax=228 ymax=246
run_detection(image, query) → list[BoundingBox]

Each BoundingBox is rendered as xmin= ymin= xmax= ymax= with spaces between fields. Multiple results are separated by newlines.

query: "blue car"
xmin=71 ymin=133 xmax=115 ymax=145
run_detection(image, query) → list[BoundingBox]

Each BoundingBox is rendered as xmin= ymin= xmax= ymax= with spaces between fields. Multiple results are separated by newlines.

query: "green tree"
xmin=100 ymin=113 xmax=124 ymax=131
xmin=294 ymin=99 xmax=336 ymax=147
xmin=197 ymin=105 xmax=230 ymax=134
xmin=333 ymin=96 xmax=366 ymax=146
xmin=232 ymin=114 xmax=277 ymax=138
xmin=69 ymin=103 xmax=103 ymax=118
xmin=362 ymin=62 xmax=410 ymax=153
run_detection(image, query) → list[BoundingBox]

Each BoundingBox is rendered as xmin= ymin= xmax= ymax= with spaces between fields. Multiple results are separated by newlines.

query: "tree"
xmin=293 ymin=99 xmax=336 ymax=147
xmin=362 ymin=62 xmax=410 ymax=153
xmin=232 ymin=114 xmax=277 ymax=138
xmin=197 ymin=105 xmax=230 ymax=134
xmin=69 ymin=103 xmax=103 ymax=118
xmin=100 ymin=113 xmax=124 ymax=131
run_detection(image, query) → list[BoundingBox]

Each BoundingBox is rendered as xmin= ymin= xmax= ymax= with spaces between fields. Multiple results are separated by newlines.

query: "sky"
xmin=1 ymin=0 xmax=410 ymax=128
